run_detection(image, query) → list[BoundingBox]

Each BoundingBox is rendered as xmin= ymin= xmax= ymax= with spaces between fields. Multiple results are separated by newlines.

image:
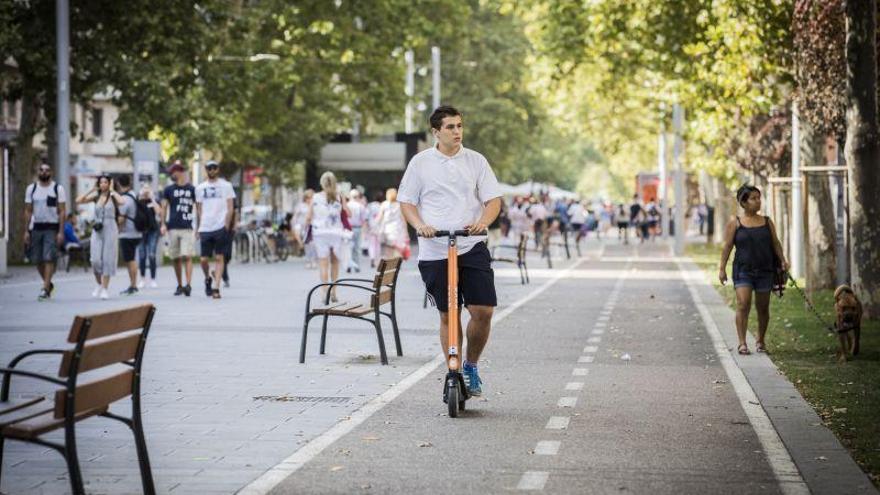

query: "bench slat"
xmin=58 ymin=332 xmax=142 ymax=377
xmin=67 ymin=304 xmax=154 ymax=342
xmin=379 ymin=257 xmax=402 ymax=273
xmin=374 ymin=270 xmax=397 ymax=287
xmin=326 ymin=303 xmax=364 ymax=315
xmin=3 ymin=406 xmax=108 ymax=439
xmin=372 ymin=288 xmax=393 ymax=307
xmin=53 ymin=369 xmax=133 ymax=418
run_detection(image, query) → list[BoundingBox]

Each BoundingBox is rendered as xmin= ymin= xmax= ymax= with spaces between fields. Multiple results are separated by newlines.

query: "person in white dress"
xmin=307 ymin=172 xmax=349 ymax=301
xmin=376 ymin=188 xmax=409 ymax=259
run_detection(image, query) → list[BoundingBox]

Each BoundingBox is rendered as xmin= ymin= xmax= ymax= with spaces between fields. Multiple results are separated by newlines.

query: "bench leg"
xmin=0 ymin=436 xmax=4 ymax=487
xmin=63 ymin=424 xmax=85 ymax=495
xmin=518 ymin=262 xmax=525 ymax=285
xmin=388 ymin=303 xmax=403 ymax=357
xmin=132 ymin=405 xmax=156 ymax=495
xmin=373 ymin=315 xmax=389 ymax=365
xmin=524 ymin=261 xmax=530 ymax=284
xmin=299 ymin=314 xmax=313 ymax=364
xmin=422 ymin=290 xmax=428 ymax=308
xmin=319 ymin=315 xmax=330 ymax=355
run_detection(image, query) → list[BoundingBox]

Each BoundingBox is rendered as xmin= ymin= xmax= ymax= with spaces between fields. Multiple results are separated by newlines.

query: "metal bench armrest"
xmin=0 ymin=368 xmax=67 ymax=401
xmin=305 ymin=282 xmax=378 ymax=311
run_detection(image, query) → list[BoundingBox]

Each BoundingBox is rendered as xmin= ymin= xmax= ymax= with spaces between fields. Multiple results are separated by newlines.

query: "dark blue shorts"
xmin=200 ymin=229 xmax=229 ymax=258
xmin=732 ymin=266 xmax=773 ymax=292
xmin=418 ymin=242 xmax=497 ymax=312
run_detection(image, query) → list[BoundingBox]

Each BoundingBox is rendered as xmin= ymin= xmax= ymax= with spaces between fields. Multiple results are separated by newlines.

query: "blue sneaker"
xmin=463 ymin=362 xmax=483 ymax=396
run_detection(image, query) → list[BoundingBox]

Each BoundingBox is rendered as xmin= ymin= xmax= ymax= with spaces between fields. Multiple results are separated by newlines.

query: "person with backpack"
xmin=23 ymin=162 xmax=67 ymax=300
xmin=136 ymin=184 xmax=162 ymax=289
xmin=116 ymin=175 xmax=143 ymax=295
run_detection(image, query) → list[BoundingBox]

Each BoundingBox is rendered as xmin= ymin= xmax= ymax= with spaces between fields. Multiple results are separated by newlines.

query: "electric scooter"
xmin=432 ymin=229 xmax=474 ymax=418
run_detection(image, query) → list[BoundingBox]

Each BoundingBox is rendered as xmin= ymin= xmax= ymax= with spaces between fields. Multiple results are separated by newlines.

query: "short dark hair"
xmin=429 ymin=105 xmax=462 ymax=130
xmin=736 ymin=184 xmax=761 ymax=206
xmin=116 ymin=174 xmax=132 ymax=188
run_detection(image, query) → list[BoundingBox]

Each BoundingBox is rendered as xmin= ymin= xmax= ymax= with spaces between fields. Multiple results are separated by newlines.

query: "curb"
xmin=683 ymin=258 xmax=877 ymax=495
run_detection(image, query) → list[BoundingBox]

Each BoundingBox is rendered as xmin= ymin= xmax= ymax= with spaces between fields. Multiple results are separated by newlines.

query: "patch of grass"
xmin=687 ymin=242 xmax=880 ymax=487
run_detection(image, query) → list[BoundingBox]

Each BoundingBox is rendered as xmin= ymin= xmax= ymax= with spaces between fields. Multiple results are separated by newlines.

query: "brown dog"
xmin=834 ymin=285 xmax=862 ymax=361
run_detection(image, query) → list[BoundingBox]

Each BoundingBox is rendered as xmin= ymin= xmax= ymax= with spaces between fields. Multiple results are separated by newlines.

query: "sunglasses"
xmin=205 ymin=165 xmax=219 ymax=170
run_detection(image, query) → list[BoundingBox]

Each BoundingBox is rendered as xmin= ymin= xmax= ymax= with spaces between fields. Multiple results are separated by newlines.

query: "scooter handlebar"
xmin=422 ymin=229 xmax=487 ymax=238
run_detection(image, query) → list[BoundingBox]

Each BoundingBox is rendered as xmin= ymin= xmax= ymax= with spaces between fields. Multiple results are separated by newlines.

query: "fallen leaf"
xmin=362 ymin=435 xmax=380 ymax=441
xmin=330 ymin=465 xmax=344 ymax=472
xmin=815 ymin=456 xmax=827 ymax=461
xmin=418 ymin=441 xmax=433 ymax=448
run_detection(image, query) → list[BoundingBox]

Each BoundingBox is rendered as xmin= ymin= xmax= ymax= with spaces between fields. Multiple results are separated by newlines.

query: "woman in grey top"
xmin=76 ymin=175 xmax=123 ymax=299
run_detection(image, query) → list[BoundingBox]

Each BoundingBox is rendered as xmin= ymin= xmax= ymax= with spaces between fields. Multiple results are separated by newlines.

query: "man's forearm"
xmin=478 ymin=198 xmax=502 ymax=225
xmin=400 ymin=203 xmax=425 ymax=228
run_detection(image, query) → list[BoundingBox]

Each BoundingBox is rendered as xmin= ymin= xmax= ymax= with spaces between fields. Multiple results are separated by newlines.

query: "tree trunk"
xmin=802 ymin=121 xmax=837 ymax=292
xmin=9 ymin=93 xmax=42 ymax=263
xmin=844 ymin=0 xmax=880 ymax=317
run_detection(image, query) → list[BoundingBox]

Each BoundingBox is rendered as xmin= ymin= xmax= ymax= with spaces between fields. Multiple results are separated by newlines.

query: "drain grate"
xmin=253 ymin=395 xmax=351 ymax=404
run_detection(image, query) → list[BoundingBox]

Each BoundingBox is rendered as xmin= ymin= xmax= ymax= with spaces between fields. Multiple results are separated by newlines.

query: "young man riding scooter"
xmin=398 ymin=106 xmax=502 ymax=396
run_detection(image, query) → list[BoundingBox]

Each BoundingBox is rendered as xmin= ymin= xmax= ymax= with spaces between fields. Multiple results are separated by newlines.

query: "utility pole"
xmin=404 ymin=50 xmax=415 ymax=134
xmin=432 ymin=46 xmax=441 ymax=110
xmin=673 ymin=104 xmax=685 ymax=256
xmin=56 ymin=0 xmax=70 ymax=196
xmin=790 ymin=101 xmax=804 ymax=278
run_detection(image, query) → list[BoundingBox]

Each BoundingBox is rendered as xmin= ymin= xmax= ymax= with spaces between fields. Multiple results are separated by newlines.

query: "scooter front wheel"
xmin=447 ymin=380 xmax=460 ymax=418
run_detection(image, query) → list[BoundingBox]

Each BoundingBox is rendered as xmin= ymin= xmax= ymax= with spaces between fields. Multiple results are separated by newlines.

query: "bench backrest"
xmin=371 ymin=257 xmax=402 ymax=308
xmin=54 ymin=304 xmax=155 ymax=418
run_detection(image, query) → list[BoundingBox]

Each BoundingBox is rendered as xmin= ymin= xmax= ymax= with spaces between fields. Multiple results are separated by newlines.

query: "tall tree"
xmin=844 ymin=0 xmax=880 ymax=316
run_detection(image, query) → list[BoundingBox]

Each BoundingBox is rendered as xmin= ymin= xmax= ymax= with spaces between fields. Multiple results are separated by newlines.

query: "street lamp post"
xmin=56 ymin=0 xmax=70 ymax=197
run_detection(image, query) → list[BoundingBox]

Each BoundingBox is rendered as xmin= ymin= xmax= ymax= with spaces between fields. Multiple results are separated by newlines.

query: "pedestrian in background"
xmin=307 ymin=171 xmax=348 ymax=302
xmin=346 ymin=189 xmax=366 ymax=273
xmin=365 ymin=191 xmax=384 ymax=268
xmin=76 ymin=175 xmax=121 ymax=300
xmin=23 ymin=161 xmax=67 ymax=300
xmin=161 ymin=160 xmax=196 ymax=296
xmin=616 ymin=204 xmax=629 ymax=244
xmin=376 ymin=187 xmax=409 ymax=259
xmin=292 ymin=189 xmax=315 ymax=267
xmin=718 ymin=185 xmax=789 ymax=355
xmin=136 ymin=185 xmax=162 ymax=289
xmin=195 ymin=160 xmax=236 ymax=299
xmin=116 ymin=175 xmax=142 ymax=296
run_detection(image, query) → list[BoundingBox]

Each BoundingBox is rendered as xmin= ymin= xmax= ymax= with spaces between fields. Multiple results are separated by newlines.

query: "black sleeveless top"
xmin=733 ymin=216 xmax=775 ymax=274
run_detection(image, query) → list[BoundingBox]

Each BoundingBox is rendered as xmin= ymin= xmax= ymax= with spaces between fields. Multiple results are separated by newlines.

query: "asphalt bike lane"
xmin=262 ymin=243 xmax=785 ymax=494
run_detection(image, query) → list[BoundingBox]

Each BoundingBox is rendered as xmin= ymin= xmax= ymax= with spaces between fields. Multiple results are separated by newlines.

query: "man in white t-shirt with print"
xmin=195 ymin=161 xmax=236 ymax=299
xmin=23 ymin=162 xmax=67 ymax=300
xmin=398 ymin=106 xmax=502 ymax=396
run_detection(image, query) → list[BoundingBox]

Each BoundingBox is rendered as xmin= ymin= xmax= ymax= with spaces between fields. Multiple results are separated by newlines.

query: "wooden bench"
xmin=300 ymin=258 xmax=403 ymax=365
xmin=491 ymin=233 xmax=530 ymax=285
xmin=0 ymin=304 xmax=157 ymax=495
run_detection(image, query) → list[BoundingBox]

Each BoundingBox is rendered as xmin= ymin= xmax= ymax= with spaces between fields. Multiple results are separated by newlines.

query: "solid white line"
xmin=583 ymin=346 xmax=598 ymax=353
xmin=534 ymin=441 xmax=560 ymax=456
xmin=545 ymin=416 xmax=570 ymax=430
xmin=557 ymin=397 xmax=578 ymax=408
xmin=571 ymin=368 xmax=589 ymax=376
xmin=677 ymin=261 xmax=808 ymax=495
xmin=578 ymin=355 xmax=594 ymax=363
xmin=565 ymin=382 xmax=584 ymax=391
xmin=238 ymin=258 xmax=589 ymax=495
xmin=586 ymin=336 xmax=601 ymax=344
xmin=517 ymin=471 xmax=549 ymax=490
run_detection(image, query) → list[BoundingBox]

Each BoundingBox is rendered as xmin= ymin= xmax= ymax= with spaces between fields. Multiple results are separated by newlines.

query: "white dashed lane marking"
xmin=591 ymin=329 xmax=604 ymax=335
xmin=572 ymin=368 xmax=589 ymax=376
xmin=517 ymin=471 xmax=549 ymax=491
xmin=586 ymin=336 xmax=601 ymax=344
xmin=583 ymin=346 xmax=598 ymax=353
xmin=557 ymin=397 xmax=578 ymax=408
xmin=534 ymin=441 xmax=561 ymax=456
xmin=545 ymin=417 xmax=570 ymax=430
xmin=565 ymin=382 xmax=584 ymax=391
xmin=578 ymin=356 xmax=594 ymax=363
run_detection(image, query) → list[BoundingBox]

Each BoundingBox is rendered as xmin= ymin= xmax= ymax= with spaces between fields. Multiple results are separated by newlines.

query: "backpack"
xmin=29 ymin=182 xmax=60 ymax=207
xmin=124 ymin=192 xmax=152 ymax=232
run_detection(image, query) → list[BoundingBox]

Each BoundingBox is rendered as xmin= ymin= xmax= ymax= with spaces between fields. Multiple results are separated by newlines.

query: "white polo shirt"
xmin=397 ymin=145 xmax=501 ymax=261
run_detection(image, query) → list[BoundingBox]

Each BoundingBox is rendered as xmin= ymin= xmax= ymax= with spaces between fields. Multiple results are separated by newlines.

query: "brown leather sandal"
xmin=755 ymin=342 xmax=767 ymax=353
xmin=212 ymin=289 xmax=221 ymax=299
xmin=737 ymin=343 xmax=751 ymax=355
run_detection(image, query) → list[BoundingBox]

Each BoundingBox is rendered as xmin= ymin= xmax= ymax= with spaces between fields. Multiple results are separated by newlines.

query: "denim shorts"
xmin=732 ymin=266 xmax=774 ymax=292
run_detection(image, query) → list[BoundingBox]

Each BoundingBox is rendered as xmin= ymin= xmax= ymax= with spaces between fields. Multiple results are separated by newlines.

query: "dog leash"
xmin=785 ymin=273 xmax=838 ymax=335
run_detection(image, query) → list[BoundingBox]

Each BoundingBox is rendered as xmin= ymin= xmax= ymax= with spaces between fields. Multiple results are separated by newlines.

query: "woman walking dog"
xmin=718 ymin=185 xmax=789 ymax=355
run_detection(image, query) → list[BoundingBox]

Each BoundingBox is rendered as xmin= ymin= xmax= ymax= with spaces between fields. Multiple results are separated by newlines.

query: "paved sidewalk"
xmin=0 ymin=241 xmax=587 ymax=494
